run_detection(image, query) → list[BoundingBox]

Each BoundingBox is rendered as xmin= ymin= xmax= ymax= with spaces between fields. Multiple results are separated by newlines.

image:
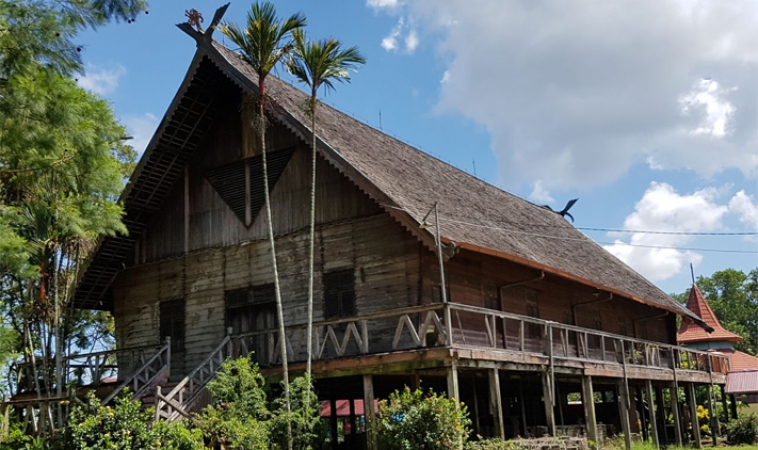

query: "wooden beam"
xmin=542 ymin=370 xmax=556 ymax=436
xmin=363 ymin=374 xmax=377 ymax=450
xmin=721 ymin=385 xmax=729 ymax=422
xmin=488 ymin=368 xmax=504 ymax=440
xmin=447 ymin=361 xmax=460 ymax=401
xmin=582 ymin=375 xmax=598 ymax=449
xmin=687 ymin=383 xmax=702 ymax=449
xmin=617 ymin=381 xmax=632 ymax=450
xmin=670 ymin=384 xmax=683 ymax=446
xmin=645 ymin=380 xmax=660 ymax=449
xmin=655 ymin=386 xmax=667 ymax=444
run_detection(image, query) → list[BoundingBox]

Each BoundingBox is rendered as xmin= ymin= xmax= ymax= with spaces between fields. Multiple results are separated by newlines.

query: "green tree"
xmin=220 ymin=5 xmax=305 ymax=448
xmin=286 ymin=29 xmax=365 ymax=380
xmin=270 ymin=375 xmax=322 ymax=450
xmin=674 ymin=268 xmax=758 ymax=354
xmin=197 ymin=357 xmax=271 ymax=450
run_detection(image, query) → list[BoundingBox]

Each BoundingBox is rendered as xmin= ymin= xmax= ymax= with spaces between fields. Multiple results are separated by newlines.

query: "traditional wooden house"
xmin=8 ymin=9 xmax=728 ymax=449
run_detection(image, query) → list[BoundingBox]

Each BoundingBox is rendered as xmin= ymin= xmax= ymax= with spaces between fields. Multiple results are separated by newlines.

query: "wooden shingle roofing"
xmin=72 ymin=30 xmax=705 ymax=327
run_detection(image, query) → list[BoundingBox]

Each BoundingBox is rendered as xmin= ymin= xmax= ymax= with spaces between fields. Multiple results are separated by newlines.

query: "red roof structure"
xmin=726 ymin=369 xmax=758 ymax=394
xmin=677 ymin=284 xmax=743 ymax=344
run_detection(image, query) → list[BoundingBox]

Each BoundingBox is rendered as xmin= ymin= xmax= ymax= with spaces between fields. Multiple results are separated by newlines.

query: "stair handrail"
xmin=155 ymin=335 xmax=231 ymax=421
xmin=101 ymin=337 xmax=171 ymax=406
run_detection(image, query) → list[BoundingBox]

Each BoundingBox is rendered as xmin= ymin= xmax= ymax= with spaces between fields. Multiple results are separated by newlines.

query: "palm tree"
xmin=221 ymin=4 xmax=305 ymax=449
xmin=287 ymin=30 xmax=365 ymax=379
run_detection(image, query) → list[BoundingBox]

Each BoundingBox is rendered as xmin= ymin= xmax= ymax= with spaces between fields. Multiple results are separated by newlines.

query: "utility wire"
xmin=382 ymin=204 xmax=758 ymax=254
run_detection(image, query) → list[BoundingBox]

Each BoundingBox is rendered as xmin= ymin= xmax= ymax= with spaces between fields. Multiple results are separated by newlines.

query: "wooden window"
xmin=618 ymin=317 xmax=628 ymax=336
xmin=226 ymin=285 xmax=276 ymax=365
xmin=525 ymin=290 xmax=540 ymax=338
xmin=323 ymin=270 xmax=356 ymax=320
xmin=160 ymin=299 xmax=185 ymax=353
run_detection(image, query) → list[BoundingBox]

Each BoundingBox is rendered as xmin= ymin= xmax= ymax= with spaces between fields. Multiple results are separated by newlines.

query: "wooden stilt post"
xmin=670 ymin=384 xmax=683 ymax=446
xmin=645 ymin=380 xmax=660 ymax=449
xmin=582 ymin=375 xmax=598 ymax=449
xmin=617 ymin=381 xmax=632 ymax=450
xmin=730 ymin=394 xmax=738 ymax=421
xmin=655 ymin=386 xmax=667 ymax=445
xmin=542 ymin=370 xmax=556 ymax=436
xmin=447 ymin=361 xmax=460 ymax=401
xmin=489 ymin=368 xmax=505 ymax=440
xmin=721 ymin=385 xmax=729 ymax=423
xmin=636 ymin=386 xmax=648 ymax=442
xmin=707 ymin=384 xmax=718 ymax=444
xmin=330 ymin=398 xmax=338 ymax=450
xmin=687 ymin=383 xmax=702 ymax=449
xmin=519 ymin=378 xmax=528 ymax=437
xmin=363 ymin=374 xmax=377 ymax=450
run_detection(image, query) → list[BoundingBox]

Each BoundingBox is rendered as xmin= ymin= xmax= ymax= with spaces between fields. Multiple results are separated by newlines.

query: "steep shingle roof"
xmin=72 ymin=32 xmax=706 ymax=326
xmin=677 ymin=284 xmax=742 ymax=344
xmin=210 ymin=41 xmax=701 ymax=323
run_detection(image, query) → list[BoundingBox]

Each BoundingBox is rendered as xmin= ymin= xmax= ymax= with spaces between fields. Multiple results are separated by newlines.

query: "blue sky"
xmin=78 ymin=0 xmax=758 ymax=295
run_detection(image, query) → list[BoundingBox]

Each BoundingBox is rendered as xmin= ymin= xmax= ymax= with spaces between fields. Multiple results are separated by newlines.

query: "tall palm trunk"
xmin=258 ymin=81 xmax=293 ymax=449
xmin=306 ymin=88 xmax=317 ymax=379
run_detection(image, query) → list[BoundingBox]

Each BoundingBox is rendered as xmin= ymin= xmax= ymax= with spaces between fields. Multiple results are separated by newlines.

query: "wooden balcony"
xmin=229 ymin=302 xmax=728 ymax=384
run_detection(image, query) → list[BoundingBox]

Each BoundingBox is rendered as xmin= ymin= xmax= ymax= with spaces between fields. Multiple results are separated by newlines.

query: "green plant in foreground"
xmin=376 ymin=386 xmax=471 ymax=450
xmin=725 ymin=414 xmax=758 ymax=445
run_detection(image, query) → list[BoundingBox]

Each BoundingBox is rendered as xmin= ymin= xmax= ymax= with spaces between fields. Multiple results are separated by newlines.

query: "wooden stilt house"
xmin=8 ymin=9 xmax=728 ymax=449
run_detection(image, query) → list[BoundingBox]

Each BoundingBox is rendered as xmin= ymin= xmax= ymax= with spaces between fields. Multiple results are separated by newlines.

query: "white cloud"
xmin=603 ymin=182 xmax=758 ymax=281
xmin=373 ymin=0 xmax=758 ymax=190
xmin=381 ymin=17 xmax=403 ymax=51
xmin=729 ymin=190 xmax=758 ymax=230
xmin=603 ymin=182 xmax=728 ymax=281
xmin=679 ymin=79 xmax=736 ymax=138
xmin=367 ymin=0 xmax=399 ymax=10
xmin=405 ymin=29 xmax=419 ymax=53
xmin=529 ymin=180 xmax=554 ymax=204
xmin=77 ymin=65 xmax=126 ymax=96
xmin=122 ymin=113 xmax=159 ymax=156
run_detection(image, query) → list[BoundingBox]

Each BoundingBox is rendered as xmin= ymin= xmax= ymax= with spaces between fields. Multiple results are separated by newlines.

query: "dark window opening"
xmin=226 ymin=284 xmax=277 ymax=365
xmin=526 ymin=290 xmax=540 ymax=338
xmin=324 ymin=270 xmax=356 ymax=320
xmin=160 ymin=299 xmax=185 ymax=353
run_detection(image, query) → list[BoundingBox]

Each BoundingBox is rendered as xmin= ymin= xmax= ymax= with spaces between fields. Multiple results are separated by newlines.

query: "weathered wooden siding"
xmin=113 ymin=213 xmax=421 ymax=377
xmin=137 ymin=107 xmax=381 ymax=263
xmin=419 ymin=250 xmax=676 ymax=345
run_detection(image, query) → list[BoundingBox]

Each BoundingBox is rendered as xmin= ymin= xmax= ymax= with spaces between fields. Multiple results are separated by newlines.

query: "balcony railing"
xmin=229 ymin=302 xmax=729 ymax=377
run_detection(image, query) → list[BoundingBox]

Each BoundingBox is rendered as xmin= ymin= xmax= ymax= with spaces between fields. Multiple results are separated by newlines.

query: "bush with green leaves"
xmin=269 ymin=374 xmax=323 ymax=450
xmin=196 ymin=357 xmax=271 ymax=450
xmin=725 ymin=413 xmax=758 ymax=445
xmin=375 ymin=386 xmax=471 ymax=450
xmin=65 ymin=392 xmax=204 ymax=450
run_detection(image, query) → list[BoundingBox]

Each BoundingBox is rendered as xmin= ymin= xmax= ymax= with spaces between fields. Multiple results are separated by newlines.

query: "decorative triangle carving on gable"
xmin=205 ymin=148 xmax=295 ymax=226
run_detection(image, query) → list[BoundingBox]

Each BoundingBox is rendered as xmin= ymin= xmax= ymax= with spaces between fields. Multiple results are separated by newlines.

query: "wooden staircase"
xmin=154 ymin=336 xmax=231 ymax=422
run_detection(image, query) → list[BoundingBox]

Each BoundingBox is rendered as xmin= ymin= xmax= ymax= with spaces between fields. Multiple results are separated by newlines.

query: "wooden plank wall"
xmin=420 ymin=250 xmax=676 ymax=345
xmin=138 ymin=107 xmax=380 ymax=263
xmin=113 ymin=213 xmax=421 ymax=376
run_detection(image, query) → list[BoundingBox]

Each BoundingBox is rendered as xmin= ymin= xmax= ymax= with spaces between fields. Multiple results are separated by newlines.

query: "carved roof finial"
xmin=185 ymin=9 xmax=204 ymax=32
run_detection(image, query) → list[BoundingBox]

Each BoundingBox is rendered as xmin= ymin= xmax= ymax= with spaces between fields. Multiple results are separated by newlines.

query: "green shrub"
xmin=196 ymin=357 xmax=270 ymax=450
xmin=269 ymin=375 xmax=322 ymax=450
xmin=725 ymin=413 xmax=758 ymax=445
xmin=375 ymin=386 xmax=471 ymax=450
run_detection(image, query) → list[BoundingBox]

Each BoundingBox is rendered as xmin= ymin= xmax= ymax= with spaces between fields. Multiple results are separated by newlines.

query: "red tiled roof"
xmin=677 ymin=284 xmax=743 ymax=344
xmin=726 ymin=369 xmax=758 ymax=394
xmin=716 ymin=349 xmax=758 ymax=371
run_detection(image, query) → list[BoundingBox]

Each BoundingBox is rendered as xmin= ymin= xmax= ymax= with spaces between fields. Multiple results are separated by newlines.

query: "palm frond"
xmin=287 ymin=30 xmax=366 ymax=98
